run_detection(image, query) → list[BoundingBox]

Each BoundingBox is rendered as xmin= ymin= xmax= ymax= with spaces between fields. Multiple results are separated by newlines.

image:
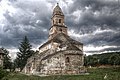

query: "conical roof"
xmin=53 ymin=3 xmax=64 ymax=16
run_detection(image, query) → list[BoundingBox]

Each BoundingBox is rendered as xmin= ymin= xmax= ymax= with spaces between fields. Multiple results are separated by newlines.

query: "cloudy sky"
xmin=0 ymin=0 xmax=120 ymax=59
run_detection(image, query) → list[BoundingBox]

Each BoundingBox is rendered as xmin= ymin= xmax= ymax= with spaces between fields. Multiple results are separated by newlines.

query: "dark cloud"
xmin=0 ymin=0 xmax=51 ymax=48
xmin=65 ymin=0 xmax=120 ymax=31
xmin=65 ymin=0 xmax=120 ymax=53
xmin=69 ymin=0 xmax=119 ymax=12
xmin=0 ymin=0 xmax=120 ymax=54
xmin=86 ymin=46 xmax=120 ymax=54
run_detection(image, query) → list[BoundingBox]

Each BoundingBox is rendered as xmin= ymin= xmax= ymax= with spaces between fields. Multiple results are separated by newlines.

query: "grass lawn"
xmin=2 ymin=67 xmax=120 ymax=80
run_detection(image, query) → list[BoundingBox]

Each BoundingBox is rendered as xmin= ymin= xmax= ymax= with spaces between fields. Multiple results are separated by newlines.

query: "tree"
xmin=1 ymin=48 xmax=12 ymax=70
xmin=0 ymin=66 xmax=9 ymax=79
xmin=84 ymin=52 xmax=120 ymax=67
xmin=14 ymin=36 xmax=34 ymax=71
xmin=84 ymin=55 xmax=98 ymax=66
xmin=84 ymin=54 xmax=88 ymax=66
xmin=108 ymin=54 xmax=120 ymax=66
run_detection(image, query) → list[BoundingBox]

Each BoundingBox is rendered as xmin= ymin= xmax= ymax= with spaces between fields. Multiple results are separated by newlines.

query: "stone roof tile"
xmin=39 ymin=33 xmax=83 ymax=49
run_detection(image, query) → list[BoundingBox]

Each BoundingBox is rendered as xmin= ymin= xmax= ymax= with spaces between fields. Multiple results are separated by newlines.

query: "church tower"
xmin=49 ymin=3 xmax=68 ymax=40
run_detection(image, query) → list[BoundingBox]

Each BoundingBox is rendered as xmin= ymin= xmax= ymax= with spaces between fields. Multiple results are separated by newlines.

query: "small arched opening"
xmin=59 ymin=28 xmax=62 ymax=32
xmin=59 ymin=19 xmax=61 ymax=23
xmin=66 ymin=57 xmax=70 ymax=63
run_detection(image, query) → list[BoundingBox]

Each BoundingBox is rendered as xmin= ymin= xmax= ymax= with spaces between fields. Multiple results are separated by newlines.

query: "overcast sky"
xmin=0 ymin=0 xmax=120 ymax=59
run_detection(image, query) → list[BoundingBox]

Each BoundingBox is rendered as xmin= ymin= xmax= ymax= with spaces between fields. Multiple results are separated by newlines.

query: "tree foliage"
xmin=84 ymin=52 xmax=120 ymax=66
xmin=0 ymin=66 xmax=9 ymax=80
xmin=14 ymin=36 xmax=34 ymax=71
xmin=108 ymin=54 xmax=120 ymax=65
xmin=1 ymin=48 xmax=12 ymax=70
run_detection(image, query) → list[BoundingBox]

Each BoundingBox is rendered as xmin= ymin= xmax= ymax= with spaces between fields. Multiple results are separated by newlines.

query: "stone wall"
xmin=38 ymin=50 xmax=84 ymax=75
xmin=0 ymin=54 xmax=3 ymax=66
xmin=23 ymin=48 xmax=85 ymax=75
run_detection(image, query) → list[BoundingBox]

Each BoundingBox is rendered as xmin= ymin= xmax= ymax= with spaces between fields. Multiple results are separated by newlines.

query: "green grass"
xmin=2 ymin=67 xmax=120 ymax=80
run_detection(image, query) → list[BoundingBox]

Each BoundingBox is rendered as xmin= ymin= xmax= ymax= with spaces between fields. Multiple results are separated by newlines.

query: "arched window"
xmin=59 ymin=19 xmax=61 ymax=23
xmin=59 ymin=28 xmax=62 ymax=32
xmin=66 ymin=57 xmax=70 ymax=63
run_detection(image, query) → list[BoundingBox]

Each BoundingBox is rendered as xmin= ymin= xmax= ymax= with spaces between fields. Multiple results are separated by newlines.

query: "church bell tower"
xmin=49 ymin=3 xmax=68 ymax=40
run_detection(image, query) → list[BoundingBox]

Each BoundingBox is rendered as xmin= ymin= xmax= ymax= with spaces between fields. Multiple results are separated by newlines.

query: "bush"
xmin=0 ymin=66 xmax=9 ymax=79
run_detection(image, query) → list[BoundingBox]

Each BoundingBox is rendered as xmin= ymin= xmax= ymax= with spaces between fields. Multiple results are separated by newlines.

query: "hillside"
xmin=84 ymin=52 xmax=120 ymax=66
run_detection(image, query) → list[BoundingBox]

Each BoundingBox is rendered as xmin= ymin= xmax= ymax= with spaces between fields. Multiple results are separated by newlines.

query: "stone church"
xmin=23 ymin=3 xmax=85 ymax=75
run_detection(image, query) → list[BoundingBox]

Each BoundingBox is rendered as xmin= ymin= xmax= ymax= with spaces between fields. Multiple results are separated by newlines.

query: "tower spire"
xmin=57 ymin=2 xmax=59 ymax=5
xmin=49 ymin=4 xmax=68 ymax=40
xmin=52 ymin=3 xmax=64 ymax=16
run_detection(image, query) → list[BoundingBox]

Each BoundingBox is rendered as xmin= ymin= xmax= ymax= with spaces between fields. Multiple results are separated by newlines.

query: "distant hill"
xmin=84 ymin=52 xmax=120 ymax=66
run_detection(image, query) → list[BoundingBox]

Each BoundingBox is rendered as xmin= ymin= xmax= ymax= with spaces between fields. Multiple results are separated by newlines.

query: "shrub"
xmin=0 ymin=66 xmax=9 ymax=79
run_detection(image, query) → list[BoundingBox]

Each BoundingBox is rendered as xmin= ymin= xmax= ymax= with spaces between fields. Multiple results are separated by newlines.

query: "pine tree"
xmin=15 ymin=36 xmax=34 ymax=71
xmin=1 ymin=47 xmax=12 ymax=70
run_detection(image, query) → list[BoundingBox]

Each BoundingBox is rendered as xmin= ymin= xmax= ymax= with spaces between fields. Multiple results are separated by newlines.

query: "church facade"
xmin=23 ymin=4 xmax=85 ymax=75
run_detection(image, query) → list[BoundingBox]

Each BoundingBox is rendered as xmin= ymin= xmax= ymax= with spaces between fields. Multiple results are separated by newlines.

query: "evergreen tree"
xmin=15 ymin=36 xmax=34 ymax=71
xmin=1 ymin=48 xmax=12 ymax=70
